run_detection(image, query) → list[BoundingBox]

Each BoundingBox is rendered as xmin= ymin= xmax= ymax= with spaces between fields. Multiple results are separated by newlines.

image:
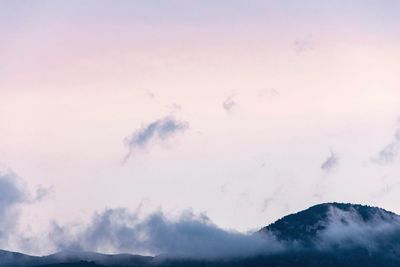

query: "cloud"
xmin=48 ymin=208 xmax=282 ymax=259
xmin=260 ymin=203 xmax=400 ymax=255
xmin=0 ymin=170 xmax=26 ymax=211
xmin=146 ymin=91 xmax=155 ymax=99
xmin=258 ymin=89 xmax=279 ymax=97
xmin=371 ymin=124 xmax=400 ymax=165
xmin=170 ymin=103 xmax=182 ymax=111
xmin=293 ymin=35 xmax=314 ymax=53
xmin=222 ymin=96 xmax=236 ymax=112
xmin=316 ymin=206 xmax=400 ymax=252
xmin=123 ymin=116 xmax=189 ymax=162
xmin=0 ymin=168 xmax=29 ymax=244
xmin=46 ymin=204 xmax=400 ymax=259
xmin=0 ymin=165 xmax=51 ymax=251
xmin=7 ymin=202 xmax=400 ymax=259
xmin=261 ymin=186 xmax=283 ymax=213
xmin=33 ymin=186 xmax=53 ymax=202
xmin=320 ymin=149 xmax=338 ymax=172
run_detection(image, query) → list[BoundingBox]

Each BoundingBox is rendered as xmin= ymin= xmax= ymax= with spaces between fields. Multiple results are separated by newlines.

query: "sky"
xmin=1 ymin=0 xmax=400 ymax=255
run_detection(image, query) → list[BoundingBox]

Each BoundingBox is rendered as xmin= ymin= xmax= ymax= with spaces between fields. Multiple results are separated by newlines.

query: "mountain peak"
xmin=259 ymin=202 xmax=399 ymax=244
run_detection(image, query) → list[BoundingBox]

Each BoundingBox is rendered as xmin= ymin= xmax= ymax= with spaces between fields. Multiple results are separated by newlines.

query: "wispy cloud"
xmin=222 ymin=96 xmax=236 ymax=112
xmin=166 ymin=103 xmax=183 ymax=113
xmin=258 ymin=88 xmax=279 ymax=97
xmin=33 ymin=186 xmax=53 ymax=202
xmin=123 ymin=116 xmax=189 ymax=163
xmin=261 ymin=186 xmax=282 ymax=213
xmin=293 ymin=34 xmax=314 ymax=53
xmin=320 ymin=149 xmax=338 ymax=173
xmin=146 ymin=91 xmax=155 ymax=99
xmin=371 ymin=122 xmax=400 ymax=165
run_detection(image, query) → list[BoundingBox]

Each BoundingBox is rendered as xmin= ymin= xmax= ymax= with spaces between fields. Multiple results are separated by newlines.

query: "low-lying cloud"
xmin=123 ymin=116 xmax=189 ymax=162
xmin=48 ymin=209 xmax=281 ymax=259
xmin=0 ymin=169 xmax=27 ymax=241
xmin=0 ymin=170 xmax=26 ymax=213
xmin=44 ymin=204 xmax=400 ymax=259
xmin=3 ymin=201 xmax=400 ymax=259
xmin=0 ymin=169 xmax=398 ymax=260
xmin=316 ymin=206 xmax=400 ymax=252
xmin=0 ymin=167 xmax=51 ymax=246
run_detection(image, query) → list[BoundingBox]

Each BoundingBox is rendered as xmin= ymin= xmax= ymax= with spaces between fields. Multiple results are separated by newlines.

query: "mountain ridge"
xmin=1 ymin=202 xmax=400 ymax=267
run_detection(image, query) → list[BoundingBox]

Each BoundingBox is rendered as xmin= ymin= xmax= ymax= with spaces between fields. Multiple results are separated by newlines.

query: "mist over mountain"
xmin=260 ymin=203 xmax=400 ymax=248
xmin=2 ymin=203 xmax=400 ymax=267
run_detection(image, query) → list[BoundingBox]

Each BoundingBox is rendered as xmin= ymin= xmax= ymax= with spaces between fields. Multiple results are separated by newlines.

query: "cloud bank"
xmin=48 ymin=209 xmax=281 ymax=259
xmin=2 ymin=200 xmax=400 ymax=259
xmin=123 ymin=116 xmax=189 ymax=162
xmin=43 ymin=204 xmax=400 ymax=259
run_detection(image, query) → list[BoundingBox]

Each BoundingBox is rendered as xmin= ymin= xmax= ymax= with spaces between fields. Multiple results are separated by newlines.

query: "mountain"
xmin=259 ymin=202 xmax=400 ymax=245
xmin=1 ymin=203 xmax=400 ymax=267
xmin=43 ymin=250 xmax=153 ymax=266
xmin=0 ymin=250 xmax=153 ymax=267
xmin=0 ymin=249 xmax=40 ymax=266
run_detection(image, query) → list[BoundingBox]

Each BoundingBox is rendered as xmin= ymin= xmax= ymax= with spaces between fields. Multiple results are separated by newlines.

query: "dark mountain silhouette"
xmin=34 ymin=262 xmax=104 ymax=267
xmin=0 ymin=250 xmax=152 ymax=267
xmin=44 ymin=250 xmax=153 ymax=266
xmin=1 ymin=203 xmax=400 ymax=267
xmin=0 ymin=249 xmax=41 ymax=266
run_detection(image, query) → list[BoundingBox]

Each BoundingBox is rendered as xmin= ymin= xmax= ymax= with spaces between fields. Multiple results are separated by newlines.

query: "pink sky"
xmin=1 ymin=0 xmax=400 ymax=255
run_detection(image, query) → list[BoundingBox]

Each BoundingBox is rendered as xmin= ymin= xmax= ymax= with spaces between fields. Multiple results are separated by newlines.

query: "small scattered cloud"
xmin=370 ymin=176 xmax=400 ymax=200
xmin=166 ymin=103 xmax=182 ymax=113
xmin=320 ymin=149 xmax=338 ymax=173
xmin=123 ymin=116 xmax=189 ymax=163
xmin=371 ymin=123 xmax=400 ymax=165
xmin=33 ymin=186 xmax=53 ymax=202
xmin=294 ymin=34 xmax=314 ymax=53
xmin=258 ymin=88 xmax=279 ymax=97
xmin=146 ymin=91 xmax=155 ymax=99
xmin=222 ymin=96 xmax=236 ymax=112
xmin=261 ymin=186 xmax=282 ymax=213
xmin=219 ymin=182 xmax=230 ymax=194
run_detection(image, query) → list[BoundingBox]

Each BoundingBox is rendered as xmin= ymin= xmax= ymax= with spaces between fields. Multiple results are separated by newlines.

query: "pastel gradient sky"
xmin=1 ymin=0 xmax=400 ymax=254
